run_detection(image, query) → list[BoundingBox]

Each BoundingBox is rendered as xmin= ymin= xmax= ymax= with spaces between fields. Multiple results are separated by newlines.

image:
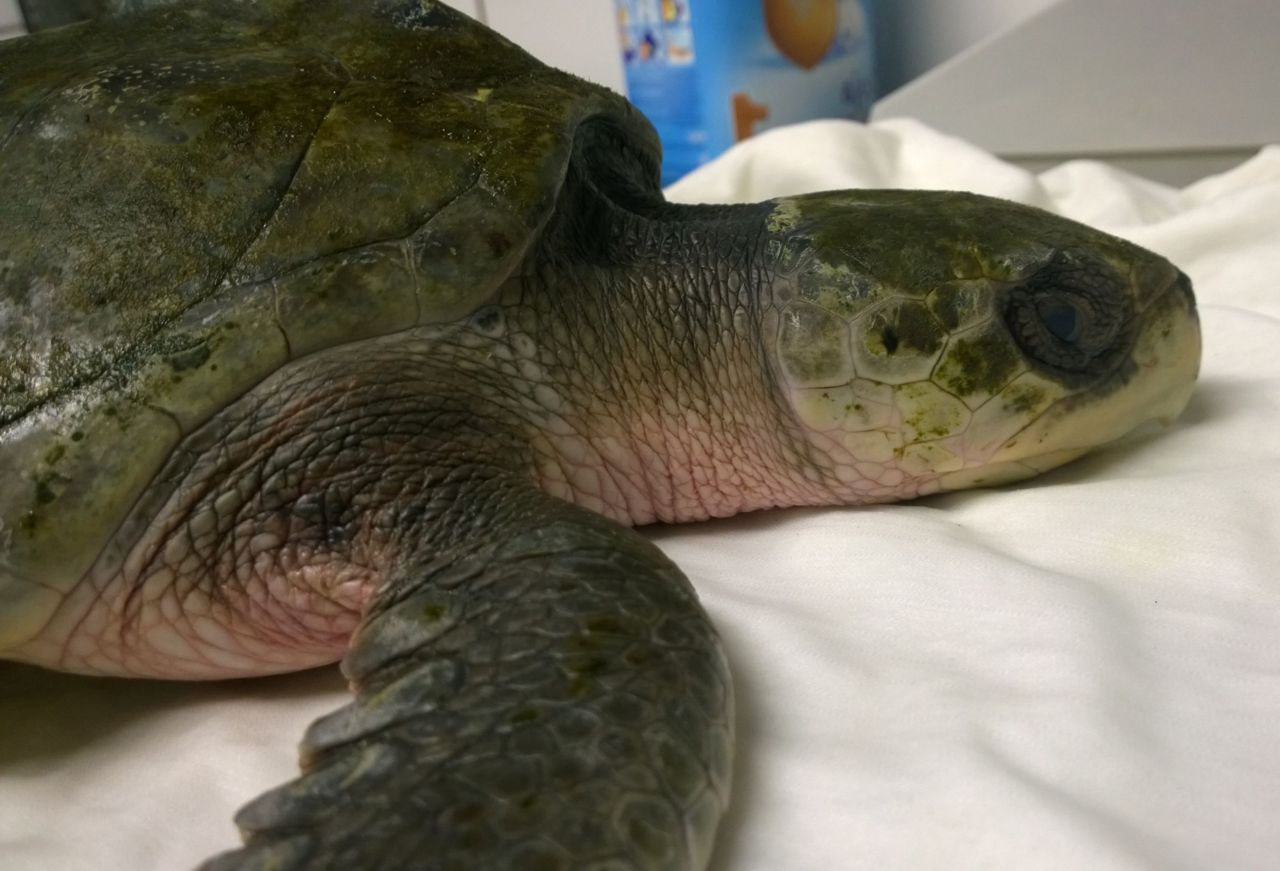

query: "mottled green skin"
xmin=770 ymin=188 xmax=1166 ymax=398
xmin=1 ymin=4 xmax=737 ymax=870
xmin=0 ymin=0 xmax=641 ymax=425
xmin=0 ymin=0 xmax=656 ymax=642
xmin=762 ymin=189 xmax=1197 ymax=501
xmin=0 ymin=3 xmax=1201 ymax=871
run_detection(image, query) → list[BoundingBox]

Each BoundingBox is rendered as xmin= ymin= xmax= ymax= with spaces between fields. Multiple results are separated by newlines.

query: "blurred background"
xmin=3 ymin=0 xmax=1276 ymax=185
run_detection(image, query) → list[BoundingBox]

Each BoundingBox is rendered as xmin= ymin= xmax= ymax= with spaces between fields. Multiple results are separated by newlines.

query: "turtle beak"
xmin=935 ymin=257 xmax=1201 ymax=492
xmin=994 ymin=262 xmax=1200 ymax=466
xmin=1156 ymin=276 xmax=1201 ymax=426
xmin=1167 ymin=269 xmax=1201 ymax=382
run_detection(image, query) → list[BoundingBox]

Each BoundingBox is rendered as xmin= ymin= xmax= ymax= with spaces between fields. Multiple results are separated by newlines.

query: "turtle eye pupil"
xmin=1038 ymin=297 xmax=1083 ymax=342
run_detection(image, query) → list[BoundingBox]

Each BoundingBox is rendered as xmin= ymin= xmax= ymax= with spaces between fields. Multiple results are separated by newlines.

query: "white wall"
xmin=441 ymin=0 xmax=481 ymax=18
xmin=874 ymin=0 xmax=1063 ymax=93
xmin=442 ymin=1 xmax=626 ymax=91
xmin=0 ymin=0 xmax=23 ymax=39
xmin=481 ymin=0 xmax=625 ymax=91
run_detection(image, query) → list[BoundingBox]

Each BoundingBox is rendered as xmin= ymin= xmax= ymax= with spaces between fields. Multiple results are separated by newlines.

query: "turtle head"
xmin=763 ymin=189 xmax=1201 ymax=499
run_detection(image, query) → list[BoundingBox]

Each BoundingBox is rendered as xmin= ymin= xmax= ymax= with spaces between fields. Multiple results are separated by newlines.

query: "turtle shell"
xmin=0 ymin=0 xmax=659 ymax=646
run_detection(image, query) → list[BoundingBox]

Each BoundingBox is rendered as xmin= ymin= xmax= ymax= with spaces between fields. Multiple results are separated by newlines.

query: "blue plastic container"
xmin=615 ymin=0 xmax=876 ymax=185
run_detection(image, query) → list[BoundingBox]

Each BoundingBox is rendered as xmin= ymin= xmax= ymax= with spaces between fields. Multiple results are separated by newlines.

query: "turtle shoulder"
xmin=0 ymin=0 xmax=648 ymax=428
xmin=0 ymin=0 xmax=655 ymax=632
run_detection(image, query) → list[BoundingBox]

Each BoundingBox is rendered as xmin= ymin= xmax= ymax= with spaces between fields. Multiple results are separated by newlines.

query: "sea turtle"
xmin=0 ymin=2 xmax=1201 ymax=869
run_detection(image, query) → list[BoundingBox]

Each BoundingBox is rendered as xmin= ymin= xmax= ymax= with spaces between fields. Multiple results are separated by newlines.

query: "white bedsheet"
xmin=3 ymin=119 xmax=1279 ymax=871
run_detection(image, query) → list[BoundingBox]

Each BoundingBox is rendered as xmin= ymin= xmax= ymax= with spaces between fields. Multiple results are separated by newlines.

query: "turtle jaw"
xmin=938 ymin=268 xmax=1202 ymax=492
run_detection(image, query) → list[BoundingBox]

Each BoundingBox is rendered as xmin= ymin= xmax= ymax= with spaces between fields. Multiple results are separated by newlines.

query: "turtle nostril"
xmin=1037 ymin=297 xmax=1083 ymax=343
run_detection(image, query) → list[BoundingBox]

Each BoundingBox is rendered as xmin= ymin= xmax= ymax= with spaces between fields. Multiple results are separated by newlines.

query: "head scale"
xmin=765 ymin=190 xmax=1200 ymax=499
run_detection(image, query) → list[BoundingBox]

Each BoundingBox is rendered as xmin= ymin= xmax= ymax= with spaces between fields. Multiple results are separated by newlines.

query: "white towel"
xmin=3 ymin=119 xmax=1279 ymax=871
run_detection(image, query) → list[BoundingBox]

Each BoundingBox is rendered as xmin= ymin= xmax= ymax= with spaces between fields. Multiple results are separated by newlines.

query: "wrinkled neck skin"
xmin=490 ymin=171 xmax=825 ymax=525
xmin=3 ymin=160 xmax=822 ymax=678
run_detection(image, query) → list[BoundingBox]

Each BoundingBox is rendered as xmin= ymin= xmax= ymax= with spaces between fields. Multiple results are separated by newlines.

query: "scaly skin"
xmin=11 ymin=149 xmax=1199 ymax=869
xmin=0 ymin=3 xmax=1200 ymax=870
xmin=0 ymin=0 xmax=646 ymax=654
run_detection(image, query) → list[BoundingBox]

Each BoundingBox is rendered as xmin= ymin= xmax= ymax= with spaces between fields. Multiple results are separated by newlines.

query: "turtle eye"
xmin=1004 ymin=258 xmax=1128 ymax=379
xmin=1009 ymin=289 xmax=1107 ymax=373
xmin=1037 ymin=295 xmax=1085 ymax=343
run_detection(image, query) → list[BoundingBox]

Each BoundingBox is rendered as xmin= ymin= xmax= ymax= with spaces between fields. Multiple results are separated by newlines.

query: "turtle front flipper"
xmin=201 ymin=480 xmax=733 ymax=871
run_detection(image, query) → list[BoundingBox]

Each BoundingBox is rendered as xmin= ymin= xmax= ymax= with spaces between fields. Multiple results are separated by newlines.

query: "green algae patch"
xmin=934 ymin=327 xmax=1024 ymax=402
